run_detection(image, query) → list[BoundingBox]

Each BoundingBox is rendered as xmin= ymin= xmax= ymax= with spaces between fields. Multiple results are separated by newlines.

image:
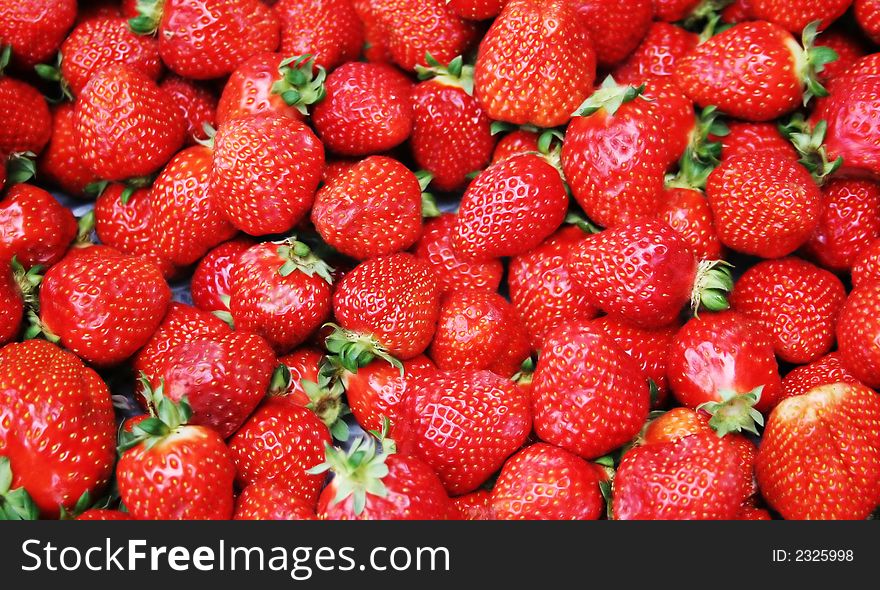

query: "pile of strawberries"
xmin=1 ymin=0 xmax=880 ymax=522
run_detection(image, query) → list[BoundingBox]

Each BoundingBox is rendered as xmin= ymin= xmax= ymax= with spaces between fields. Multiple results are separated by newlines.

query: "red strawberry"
xmin=508 ymin=225 xmax=598 ymax=349
xmin=234 ymin=478 xmax=317 ymax=520
xmin=730 ymin=258 xmax=846 ymax=364
xmin=837 ymin=281 xmax=880 ymax=388
xmin=209 ymin=113 xmax=324 ymax=235
xmin=448 ymin=0 xmax=505 ymax=20
xmin=345 ymin=355 xmax=436 ymax=433
xmin=451 ymin=489 xmax=494 ymax=520
xmin=412 ymin=213 xmax=503 ymax=294
xmin=38 ymin=103 xmax=100 ymax=198
xmin=756 ymin=382 xmax=880 ymax=520
xmin=0 ymin=0 xmax=76 ymax=67
xmin=612 ymin=22 xmax=698 ymax=83
xmin=706 ymin=151 xmax=822 ymax=257
xmin=0 ymin=340 xmax=115 ymax=517
xmin=452 ymin=154 xmax=568 ymax=261
xmin=117 ymin=391 xmax=236 ymax=520
xmin=129 ymin=0 xmax=280 ymax=79
xmin=491 ymin=129 xmax=540 ymax=163
xmin=159 ymin=75 xmax=218 ymax=145
xmin=530 ymin=322 xmax=649 ymax=459
xmin=311 ymin=61 xmax=413 ymax=156
xmin=651 ymin=0 xmax=700 ymax=21
xmin=717 ymin=120 xmax=798 ymax=162
xmin=570 ymin=0 xmax=652 ymax=67
xmin=75 ymin=64 xmax=185 ymax=181
xmin=566 ymin=219 xmax=732 ymax=328
xmin=781 ymin=352 xmax=860 ymax=400
xmin=474 ymin=0 xmax=595 ymax=128
xmin=0 ymin=261 xmax=30 ymax=346
xmin=659 ymin=185 xmax=723 ymax=261
xmin=815 ymin=25 xmax=869 ymax=83
xmin=278 ymin=347 xmax=324 ymax=405
xmin=856 ymin=0 xmax=880 ymax=43
xmin=395 ymin=369 xmax=532 ymax=494
xmin=0 ymin=67 xmax=51 ymax=158
xmin=190 ymin=237 xmax=254 ymax=313
xmin=229 ymin=239 xmax=334 ymax=353
xmin=351 ymin=0 xmax=392 ymax=64
xmin=39 ymin=245 xmax=172 ymax=366
xmin=274 ymin=0 xmax=363 ymax=71
xmin=750 ymin=0 xmax=851 ymax=34
xmin=852 ymin=237 xmax=880 ymax=287
xmin=312 ymin=156 xmax=424 ymax=260
xmin=0 ymin=184 xmax=76 ymax=268
xmin=75 ymin=509 xmax=134 ymax=521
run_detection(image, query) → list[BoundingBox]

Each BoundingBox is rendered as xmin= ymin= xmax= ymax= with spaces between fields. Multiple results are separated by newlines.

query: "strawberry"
xmin=736 ymin=505 xmax=773 ymax=520
xmin=651 ymin=0 xmax=700 ymax=21
xmin=216 ymin=53 xmax=326 ymax=125
xmin=39 ymin=245 xmax=172 ymax=366
xmin=490 ymin=442 xmax=604 ymax=520
xmin=351 ymin=0 xmax=392 ymax=64
xmin=491 ymin=129 xmax=540 ymax=163
xmin=448 ymin=0 xmax=505 ymax=20
xmin=474 ymin=0 xmax=595 ymax=128
xmin=0 ymin=340 xmax=115 ymax=517
xmin=815 ymin=25 xmax=869 ymax=83
xmin=674 ymin=21 xmax=837 ymax=122
xmin=330 ymin=253 xmax=441 ymax=363
xmin=659 ymin=185 xmax=723 ymax=261
xmin=750 ymin=0 xmax=852 ymax=34
xmin=229 ymin=239 xmax=334 ymax=353
xmin=837 ymin=281 xmax=880 ymax=388
xmin=508 ymin=225 xmax=598 ymax=349
xmin=853 ymin=237 xmax=880 ymax=287
xmin=756 ymin=382 xmax=880 ymax=520
xmin=452 ymin=154 xmax=568 ymax=261
xmin=273 ymin=0 xmax=363 ymax=71
xmin=612 ymin=21 xmax=699 ymax=84
xmin=395 ymin=369 xmax=532 ymax=494
xmin=117 ymin=390 xmax=236 ymax=520
xmin=209 ymin=113 xmax=324 ymax=235
xmin=429 ymin=288 xmax=530 ymax=377
xmin=566 ymin=219 xmax=733 ymax=328
xmin=411 ymin=55 xmax=495 ymax=192
xmin=0 ymin=0 xmax=76 ymax=67
xmin=75 ymin=509 xmax=134 ymax=521
xmin=0 ymin=261 xmax=29 ymax=346
xmin=570 ymin=0 xmax=652 ymax=67
xmin=129 ymin=0 xmax=280 ymax=80
xmin=311 ymin=156 xmax=424 ymax=260
xmin=311 ymin=61 xmax=413 ymax=156
xmin=0 ymin=63 xmax=52 ymax=158
xmin=412 ymin=213 xmax=504 ymax=294
xmin=0 ymin=184 xmax=76 ymax=268
xmin=716 ymin=120 xmax=798 ymax=162
xmin=190 ymin=237 xmax=254 ymax=313
xmin=234 ymin=478 xmax=317 ymax=520
xmin=277 ymin=348 xmax=324 ymax=405
xmin=451 ymin=489 xmax=493 ymax=520
xmin=706 ymin=151 xmax=822 ymax=258
xmin=781 ymin=352 xmax=860 ymax=400
xmin=38 ymin=103 xmax=100 ymax=198
xmin=561 ymin=80 xmax=668 ymax=228
xmin=730 ymin=258 xmax=846 ymax=364
xmin=150 ymin=145 xmax=237 ymax=266
xmin=530 ymin=322 xmax=649 ymax=459
xmin=160 ymin=75 xmax=218 ymax=145
xmin=75 ymin=64 xmax=185 ymax=181
xmin=345 ymin=355 xmax=436 ymax=433
xmin=856 ymin=0 xmax=880 ymax=44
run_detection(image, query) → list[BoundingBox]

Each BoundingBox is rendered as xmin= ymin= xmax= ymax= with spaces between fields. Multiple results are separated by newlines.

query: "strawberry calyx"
xmin=778 ymin=113 xmax=842 ymax=184
xmin=688 ymin=106 xmax=728 ymax=167
xmin=799 ymin=21 xmax=839 ymax=107
xmin=5 ymin=152 xmax=36 ymax=185
xmin=698 ymin=386 xmax=765 ymax=436
xmin=129 ymin=0 xmax=165 ymax=35
xmin=415 ymin=171 xmax=441 ymax=218
xmin=271 ymin=55 xmax=327 ymax=115
xmin=274 ymin=238 xmax=334 ymax=285
xmin=415 ymin=53 xmax=474 ymax=96
xmin=690 ymin=259 xmax=734 ymax=314
xmin=118 ymin=375 xmax=193 ymax=452
xmin=34 ymin=52 xmax=73 ymax=102
xmin=564 ymin=211 xmax=602 ymax=234
xmin=194 ymin=123 xmax=217 ymax=150
xmin=511 ymin=356 xmax=536 ymax=387
xmin=270 ymin=358 xmax=352 ymax=441
xmin=323 ymin=323 xmax=404 ymax=376
xmin=73 ymin=210 xmax=96 ymax=248
xmin=0 ymin=456 xmax=39 ymax=520
xmin=571 ymin=76 xmax=645 ymax=118
xmin=23 ymin=309 xmax=60 ymax=343
xmin=681 ymin=0 xmax=733 ymax=33
xmin=0 ymin=45 xmax=10 ymax=75
xmin=211 ymin=294 xmax=234 ymax=328
xmin=10 ymin=256 xmax=42 ymax=311
xmin=666 ymin=147 xmax=714 ymax=191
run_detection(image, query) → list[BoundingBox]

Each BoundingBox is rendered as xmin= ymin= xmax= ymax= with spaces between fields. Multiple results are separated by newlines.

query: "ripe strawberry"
xmin=345 ymin=355 xmax=436 ymax=433
xmin=570 ymin=0 xmax=652 ymax=67
xmin=75 ymin=509 xmax=134 ymax=521
xmin=274 ymin=0 xmax=363 ymax=71
xmin=311 ymin=62 xmax=413 ymax=156
xmin=491 ymin=129 xmax=540 ymax=163
xmin=160 ymin=75 xmax=218 ymax=145
xmin=451 ymin=489 xmax=494 ymax=520
xmin=659 ymin=185 xmax=723 ymax=261
xmin=722 ymin=0 xmax=754 ymax=22
xmin=474 ymin=0 xmax=595 ymax=128
xmin=38 ymin=103 xmax=99 ymax=198
xmin=750 ymin=0 xmax=851 ymax=34
xmin=0 ymin=261 xmax=31 ymax=346
xmin=0 ymin=0 xmax=76 ymax=67
xmin=567 ymin=219 xmax=732 ymax=328
xmin=706 ymin=151 xmax=822 ymax=257
xmin=781 ymin=352 xmax=860 ymax=400
xmin=491 ymin=443 xmax=604 ymax=520
xmin=277 ymin=348 xmax=324 ymax=405
xmin=117 ymin=391 xmax=236 ymax=520
xmin=429 ymin=288 xmax=530 ymax=377
xmin=312 ymin=156 xmax=424 ymax=260
xmin=674 ymin=21 xmax=837 ymax=121
xmin=412 ymin=213 xmax=503 ymax=294
xmin=651 ymin=0 xmax=700 ymax=21
xmin=815 ymin=25 xmax=869 ymax=83
xmin=530 ymin=322 xmax=650 ymax=459
xmin=613 ymin=21 xmax=698 ymax=84
xmin=190 ymin=237 xmax=254 ymax=313
xmin=234 ymin=478 xmax=317 ymax=520
xmin=716 ymin=120 xmax=798 ymax=162
xmin=150 ymin=145 xmax=237 ymax=266
xmin=852 ymin=237 xmax=880 ymax=287
xmin=395 ymin=369 xmax=532 ymax=494
xmin=448 ymin=0 xmax=505 ymax=20
xmin=129 ymin=0 xmax=281 ymax=80
xmin=209 ymin=113 xmax=324 ymax=235
xmin=39 ymin=245 xmax=171 ymax=366
xmin=837 ymin=281 xmax=880 ymax=388
xmin=0 ymin=66 xmax=52 ymax=158
xmin=730 ymin=258 xmax=846 ymax=364
xmin=452 ymin=154 xmax=568 ymax=261
xmin=229 ymin=239 xmax=334 ymax=353
xmin=0 ymin=340 xmax=115 ymax=517
xmin=331 ymin=253 xmax=441 ymax=363
xmin=508 ymin=225 xmax=598 ymax=349
xmin=0 ymin=184 xmax=76 ymax=268
xmin=856 ymin=0 xmax=880 ymax=43
xmin=756 ymin=383 xmax=880 ymax=520
xmin=216 ymin=53 xmax=326 ymax=125
xmin=351 ymin=0 xmax=391 ymax=64
xmin=75 ymin=64 xmax=185 ymax=181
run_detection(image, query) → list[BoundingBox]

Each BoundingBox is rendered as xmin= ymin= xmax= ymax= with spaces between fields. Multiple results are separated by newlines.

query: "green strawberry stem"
xmin=324 ymin=323 xmax=403 ymax=376
xmin=307 ymin=434 xmax=394 ymax=516
xmin=117 ymin=375 xmax=193 ymax=453
xmin=34 ymin=53 xmax=73 ymax=102
xmin=681 ymin=0 xmax=733 ymax=32
xmin=0 ymin=45 xmax=11 ymax=75
xmin=778 ymin=113 xmax=843 ymax=185
xmin=800 ymin=21 xmax=839 ymax=107
xmin=698 ymin=387 xmax=765 ymax=436
xmin=572 ymin=76 xmax=645 ymax=118
xmin=666 ymin=147 xmax=714 ymax=191
xmin=564 ymin=211 xmax=602 ymax=234
xmin=0 ymin=456 xmax=39 ymax=520
xmin=11 ymin=257 xmax=43 ymax=312
xmin=129 ymin=0 xmax=165 ymax=35
xmin=415 ymin=171 xmax=441 ymax=218
xmin=75 ymin=210 xmax=96 ymax=247
xmin=23 ymin=309 xmax=60 ymax=343
xmin=271 ymin=55 xmax=326 ymax=115
xmin=690 ymin=259 xmax=734 ymax=314
xmin=211 ymin=294 xmax=235 ymax=328
xmin=275 ymin=238 xmax=334 ymax=284
xmin=415 ymin=53 xmax=475 ymax=96
xmin=271 ymin=355 xmax=352 ymax=441
xmin=5 ymin=152 xmax=37 ymax=185
xmin=511 ymin=356 xmax=536 ymax=387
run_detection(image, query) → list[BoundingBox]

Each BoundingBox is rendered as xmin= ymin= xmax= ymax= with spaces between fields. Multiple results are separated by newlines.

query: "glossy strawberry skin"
xmin=345 ymin=355 xmax=436 ymax=433
xmin=75 ymin=509 xmax=134 ymax=520
xmin=750 ymin=0 xmax=851 ymax=34
xmin=816 ymin=25 xmax=869 ymax=83
xmin=75 ymin=64 xmax=185 ymax=181
xmin=190 ymin=237 xmax=255 ymax=313
xmin=395 ymin=370 xmax=532 ymax=494
xmin=0 ymin=0 xmax=77 ymax=67
xmin=667 ymin=310 xmax=783 ymax=414
xmin=659 ymin=187 xmax=723 ymax=261
xmin=39 ymin=246 xmax=172 ymax=367
xmin=311 ymin=62 xmax=414 ymax=156
xmin=210 ymin=113 xmax=324 ymax=236
xmin=216 ymin=52 xmax=309 ymax=125
xmin=452 ymin=154 xmax=568 ymax=261
xmin=571 ymin=0 xmax=652 ymax=67
xmin=756 ymin=383 xmax=880 ymax=520
xmin=491 ymin=129 xmax=540 ymax=164
xmin=530 ymin=322 xmax=650 ymax=459
xmin=836 ymin=282 xmax=880 ymax=388
xmin=856 ymin=0 xmax=880 ymax=44
xmin=651 ymin=0 xmax=701 ymax=21
xmin=276 ymin=347 xmax=323 ymax=406
xmin=235 ymin=478 xmax=318 ymax=520
xmin=852 ymin=238 xmax=880 ymax=287
xmin=160 ymin=75 xmax=218 ymax=145
xmin=491 ymin=443 xmax=604 ymax=520
xmin=38 ymin=103 xmax=100 ymax=198
xmin=451 ymin=489 xmax=494 ymax=520
xmin=351 ymin=0 xmax=392 ymax=63
xmin=716 ymin=120 xmax=798 ymax=163
xmin=803 ymin=180 xmax=880 ymax=271
xmin=274 ymin=0 xmax=363 ymax=71
xmin=0 ymin=184 xmax=76 ymax=268
xmin=0 ymin=265 xmax=23 ymax=346
xmin=474 ymin=0 xmax=595 ymax=128
xmin=448 ymin=0 xmax=505 ymax=20
xmin=0 ymin=340 xmax=116 ymax=517
xmin=612 ymin=22 xmax=698 ymax=84
xmin=0 ymin=76 xmax=51 ymax=157
xmin=781 ymin=353 xmax=860 ymax=400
